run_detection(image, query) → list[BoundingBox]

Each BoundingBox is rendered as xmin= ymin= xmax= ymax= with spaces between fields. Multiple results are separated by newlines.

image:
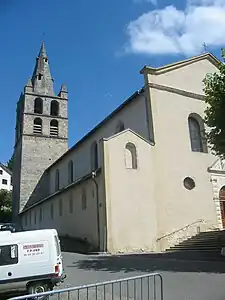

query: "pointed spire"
xmin=58 ymin=84 xmax=68 ymax=99
xmin=39 ymin=41 xmax=47 ymax=57
xmin=31 ymin=42 xmax=54 ymax=96
xmin=26 ymin=78 xmax=32 ymax=87
xmin=24 ymin=78 xmax=33 ymax=93
xmin=61 ymin=84 xmax=67 ymax=92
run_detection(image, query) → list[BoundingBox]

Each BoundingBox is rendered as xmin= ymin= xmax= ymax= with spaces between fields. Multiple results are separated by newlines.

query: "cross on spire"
xmin=203 ymin=42 xmax=208 ymax=53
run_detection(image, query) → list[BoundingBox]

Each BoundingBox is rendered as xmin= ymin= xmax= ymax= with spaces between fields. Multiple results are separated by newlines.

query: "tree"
xmin=203 ymin=49 xmax=225 ymax=158
xmin=0 ymin=189 xmax=12 ymax=212
xmin=0 ymin=189 xmax=12 ymax=223
xmin=7 ymin=153 xmax=14 ymax=171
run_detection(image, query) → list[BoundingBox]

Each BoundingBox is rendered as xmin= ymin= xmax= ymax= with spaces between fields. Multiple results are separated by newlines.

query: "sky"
xmin=0 ymin=0 xmax=225 ymax=164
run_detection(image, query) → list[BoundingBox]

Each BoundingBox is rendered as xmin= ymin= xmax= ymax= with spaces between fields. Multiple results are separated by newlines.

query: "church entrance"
xmin=219 ymin=186 xmax=225 ymax=228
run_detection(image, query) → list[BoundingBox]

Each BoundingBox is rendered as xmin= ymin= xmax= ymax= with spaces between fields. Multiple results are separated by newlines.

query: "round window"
xmin=183 ymin=177 xmax=195 ymax=190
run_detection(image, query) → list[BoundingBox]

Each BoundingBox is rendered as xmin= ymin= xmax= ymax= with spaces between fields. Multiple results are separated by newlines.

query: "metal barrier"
xmin=8 ymin=273 xmax=163 ymax=300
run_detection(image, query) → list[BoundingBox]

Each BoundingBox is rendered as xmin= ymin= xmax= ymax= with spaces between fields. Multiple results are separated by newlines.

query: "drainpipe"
xmin=92 ymin=171 xmax=100 ymax=251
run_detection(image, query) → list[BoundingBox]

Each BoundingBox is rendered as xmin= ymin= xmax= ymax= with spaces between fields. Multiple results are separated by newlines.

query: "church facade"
xmin=12 ymin=43 xmax=225 ymax=253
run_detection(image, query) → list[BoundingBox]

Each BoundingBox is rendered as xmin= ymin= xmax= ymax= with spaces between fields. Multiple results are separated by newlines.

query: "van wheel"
xmin=27 ymin=282 xmax=50 ymax=299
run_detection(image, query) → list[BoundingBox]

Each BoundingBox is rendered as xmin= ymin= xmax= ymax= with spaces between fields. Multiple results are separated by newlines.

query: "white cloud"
xmin=125 ymin=0 xmax=225 ymax=56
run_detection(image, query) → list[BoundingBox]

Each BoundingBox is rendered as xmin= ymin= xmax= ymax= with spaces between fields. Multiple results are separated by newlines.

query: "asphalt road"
xmin=6 ymin=252 xmax=225 ymax=300
xmin=53 ymin=251 xmax=225 ymax=300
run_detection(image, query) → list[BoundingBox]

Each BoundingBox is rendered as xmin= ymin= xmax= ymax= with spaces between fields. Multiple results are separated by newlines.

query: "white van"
xmin=0 ymin=229 xmax=66 ymax=296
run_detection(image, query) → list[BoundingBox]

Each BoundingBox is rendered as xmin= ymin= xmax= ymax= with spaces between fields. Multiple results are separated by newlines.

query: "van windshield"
xmin=54 ymin=236 xmax=61 ymax=257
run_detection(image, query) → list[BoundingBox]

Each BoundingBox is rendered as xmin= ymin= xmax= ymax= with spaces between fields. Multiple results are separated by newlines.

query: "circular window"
xmin=183 ymin=177 xmax=195 ymax=190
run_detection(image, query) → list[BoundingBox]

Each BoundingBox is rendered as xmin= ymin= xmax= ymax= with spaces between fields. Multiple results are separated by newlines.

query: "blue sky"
xmin=0 ymin=0 xmax=224 ymax=163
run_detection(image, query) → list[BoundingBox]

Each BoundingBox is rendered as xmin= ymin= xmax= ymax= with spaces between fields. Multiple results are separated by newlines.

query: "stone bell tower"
xmin=12 ymin=42 xmax=68 ymax=219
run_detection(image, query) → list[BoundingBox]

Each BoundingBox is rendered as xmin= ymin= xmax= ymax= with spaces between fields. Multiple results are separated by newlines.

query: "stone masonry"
xmin=12 ymin=42 xmax=68 ymax=219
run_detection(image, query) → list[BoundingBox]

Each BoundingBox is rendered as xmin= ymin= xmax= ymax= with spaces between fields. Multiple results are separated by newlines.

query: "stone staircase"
xmin=166 ymin=230 xmax=225 ymax=257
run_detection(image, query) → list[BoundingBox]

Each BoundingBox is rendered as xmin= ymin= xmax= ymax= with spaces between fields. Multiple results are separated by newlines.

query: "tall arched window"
xmin=34 ymin=210 xmax=37 ymax=224
xmin=55 ymin=169 xmax=60 ymax=191
xmin=50 ymin=119 xmax=59 ymax=136
xmin=81 ymin=188 xmax=87 ymax=210
xmin=125 ymin=142 xmax=137 ymax=169
xmin=39 ymin=207 xmax=43 ymax=222
xmin=50 ymin=100 xmax=59 ymax=116
xmin=50 ymin=203 xmax=54 ymax=220
xmin=188 ymin=116 xmax=204 ymax=152
xmin=68 ymin=160 xmax=74 ymax=184
xmin=219 ymin=186 xmax=225 ymax=228
xmin=115 ymin=121 xmax=125 ymax=134
xmin=59 ymin=198 xmax=63 ymax=217
xmin=34 ymin=97 xmax=43 ymax=114
xmin=69 ymin=191 xmax=74 ymax=214
xmin=33 ymin=118 xmax=42 ymax=134
xmin=91 ymin=141 xmax=98 ymax=171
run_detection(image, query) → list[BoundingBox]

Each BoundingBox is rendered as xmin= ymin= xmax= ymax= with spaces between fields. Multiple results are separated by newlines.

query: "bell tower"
xmin=12 ymin=42 xmax=68 ymax=219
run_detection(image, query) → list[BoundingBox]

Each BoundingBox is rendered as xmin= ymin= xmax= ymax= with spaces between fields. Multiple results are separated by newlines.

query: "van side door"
xmin=0 ymin=244 xmax=19 ymax=281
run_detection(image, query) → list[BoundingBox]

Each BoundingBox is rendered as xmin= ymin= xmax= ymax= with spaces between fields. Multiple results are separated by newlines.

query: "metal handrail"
xmin=156 ymin=219 xmax=204 ymax=241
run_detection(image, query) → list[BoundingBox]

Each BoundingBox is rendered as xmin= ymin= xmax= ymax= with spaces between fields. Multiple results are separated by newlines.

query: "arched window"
xmin=55 ymin=169 xmax=60 ymax=191
xmin=91 ymin=141 xmax=98 ymax=171
xmin=115 ymin=121 xmax=125 ymax=134
xmin=125 ymin=142 xmax=137 ymax=169
xmin=69 ymin=191 xmax=74 ymax=214
xmin=34 ymin=210 xmax=37 ymax=224
xmin=50 ymin=203 xmax=54 ymax=220
xmin=219 ymin=186 xmax=225 ymax=228
xmin=50 ymin=100 xmax=59 ymax=116
xmin=39 ymin=207 xmax=43 ymax=222
xmin=81 ymin=188 xmax=87 ymax=210
xmin=33 ymin=118 xmax=42 ymax=134
xmin=34 ymin=97 xmax=43 ymax=114
xmin=50 ymin=119 xmax=58 ymax=136
xmin=188 ymin=115 xmax=205 ymax=152
xmin=68 ymin=160 xmax=74 ymax=184
xmin=59 ymin=198 xmax=63 ymax=217
xmin=25 ymin=214 xmax=27 ymax=226
xmin=29 ymin=211 xmax=32 ymax=225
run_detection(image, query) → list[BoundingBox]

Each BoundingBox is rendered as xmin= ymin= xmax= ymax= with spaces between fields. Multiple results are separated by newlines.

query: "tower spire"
xmin=31 ymin=42 xmax=54 ymax=95
xmin=39 ymin=41 xmax=47 ymax=56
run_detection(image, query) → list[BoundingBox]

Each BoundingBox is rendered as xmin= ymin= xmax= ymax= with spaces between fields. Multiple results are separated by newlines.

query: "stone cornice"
xmin=23 ymin=112 xmax=68 ymax=120
xmin=147 ymin=83 xmax=205 ymax=101
xmin=23 ymin=133 xmax=68 ymax=140
xmin=25 ymin=92 xmax=68 ymax=101
xmin=19 ymin=168 xmax=102 ymax=214
xmin=207 ymin=168 xmax=225 ymax=175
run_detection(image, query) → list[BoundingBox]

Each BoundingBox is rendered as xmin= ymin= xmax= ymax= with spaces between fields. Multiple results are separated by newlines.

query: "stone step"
xmin=177 ymin=241 xmax=225 ymax=246
xmin=166 ymin=230 xmax=225 ymax=253
xmin=185 ymin=236 xmax=225 ymax=241
xmin=167 ymin=247 xmax=222 ymax=252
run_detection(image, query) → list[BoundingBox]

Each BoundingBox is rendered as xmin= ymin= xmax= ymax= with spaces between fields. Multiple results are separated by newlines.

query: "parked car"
xmin=0 ymin=223 xmax=22 ymax=233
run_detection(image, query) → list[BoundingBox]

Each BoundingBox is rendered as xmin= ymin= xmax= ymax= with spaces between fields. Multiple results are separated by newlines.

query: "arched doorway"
xmin=219 ymin=186 xmax=225 ymax=228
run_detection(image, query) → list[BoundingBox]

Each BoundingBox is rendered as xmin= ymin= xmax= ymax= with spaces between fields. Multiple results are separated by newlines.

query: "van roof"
xmin=0 ymin=229 xmax=58 ymax=245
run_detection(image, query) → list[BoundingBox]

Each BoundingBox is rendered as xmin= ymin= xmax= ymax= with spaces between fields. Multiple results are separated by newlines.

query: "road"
xmin=56 ymin=251 xmax=225 ymax=300
xmin=7 ymin=251 xmax=225 ymax=300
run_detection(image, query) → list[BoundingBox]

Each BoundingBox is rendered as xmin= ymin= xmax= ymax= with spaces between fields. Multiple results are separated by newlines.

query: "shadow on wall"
xmin=60 ymin=236 xmax=96 ymax=254
xmin=71 ymin=252 xmax=225 ymax=274
xmin=23 ymin=171 xmax=50 ymax=209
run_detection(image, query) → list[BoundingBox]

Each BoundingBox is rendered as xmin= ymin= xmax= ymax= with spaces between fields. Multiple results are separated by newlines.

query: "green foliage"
xmin=7 ymin=153 xmax=14 ymax=171
xmin=203 ymin=49 xmax=225 ymax=158
xmin=0 ymin=189 xmax=12 ymax=212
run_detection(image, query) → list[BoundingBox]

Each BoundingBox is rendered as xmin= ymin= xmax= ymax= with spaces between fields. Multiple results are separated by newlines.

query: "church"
xmin=12 ymin=42 xmax=225 ymax=253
